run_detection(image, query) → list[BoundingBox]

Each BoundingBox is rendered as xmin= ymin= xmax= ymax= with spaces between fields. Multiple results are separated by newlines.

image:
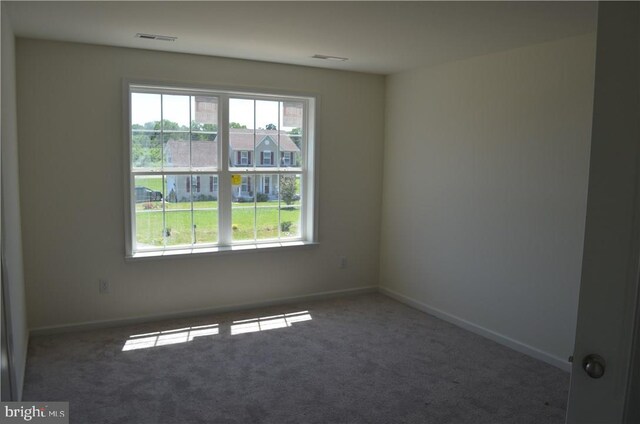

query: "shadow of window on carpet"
xmin=231 ymin=310 xmax=312 ymax=335
xmin=122 ymin=323 xmax=220 ymax=351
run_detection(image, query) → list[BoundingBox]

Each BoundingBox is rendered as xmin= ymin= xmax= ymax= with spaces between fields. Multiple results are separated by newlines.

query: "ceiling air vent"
xmin=135 ymin=33 xmax=177 ymax=42
xmin=311 ymin=54 xmax=348 ymax=62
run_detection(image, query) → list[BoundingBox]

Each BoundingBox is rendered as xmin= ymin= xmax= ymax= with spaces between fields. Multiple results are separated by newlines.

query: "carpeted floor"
xmin=24 ymin=293 xmax=569 ymax=423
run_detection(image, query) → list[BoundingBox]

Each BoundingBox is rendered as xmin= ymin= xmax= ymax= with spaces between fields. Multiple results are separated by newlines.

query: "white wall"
xmin=16 ymin=39 xmax=385 ymax=329
xmin=380 ymin=33 xmax=596 ymax=368
xmin=1 ymin=6 xmax=29 ymax=398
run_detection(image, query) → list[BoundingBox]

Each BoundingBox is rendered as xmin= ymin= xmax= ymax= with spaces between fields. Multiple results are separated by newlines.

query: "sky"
xmin=131 ymin=93 xmax=300 ymax=130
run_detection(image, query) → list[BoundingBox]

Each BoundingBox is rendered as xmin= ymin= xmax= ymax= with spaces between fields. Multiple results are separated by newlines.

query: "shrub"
xmin=280 ymin=176 xmax=297 ymax=205
xmin=281 ymin=221 xmax=292 ymax=232
xmin=256 ymin=192 xmax=269 ymax=202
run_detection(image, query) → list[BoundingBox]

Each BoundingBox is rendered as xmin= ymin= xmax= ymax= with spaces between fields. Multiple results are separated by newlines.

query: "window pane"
xmin=164 ymin=175 xmax=192 ymax=246
xmin=162 ymin=95 xmax=190 ymax=129
xmin=256 ymin=174 xmax=279 ymax=240
xmin=191 ymin=96 xmax=218 ymax=169
xmin=279 ymin=174 xmax=301 ymax=239
xmin=229 ymin=98 xmax=254 ymax=169
xmin=280 ymin=102 xmax=304 ymax=169
xmin=131 ymin=93 xmax=161 ymax=127
xmin=193 ymin=174 xmax=218 ymax=245
xmin=131 ymin=93 xmax=162 ymax=170
xmin=232 ymin=174 xmax=255 ymax=241
xmin=163 ymin=132 xmax=190 ymax=169
xmin=134 ymin=175 xmax=164 ymax=249
xmin=192 ymin=96 xmax=218 ymax=129
xmin=256 ymin=100 xmax=279 ymax=170
xmin=132 ymin=131 xmax=162 ymax=170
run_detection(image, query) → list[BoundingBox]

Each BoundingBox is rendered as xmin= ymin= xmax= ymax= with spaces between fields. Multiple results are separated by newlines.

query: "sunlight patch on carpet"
xmin=123 ymin=323 xmax=219 ymax=351
xmin=231 ymin=311 xmax=312 ymax=335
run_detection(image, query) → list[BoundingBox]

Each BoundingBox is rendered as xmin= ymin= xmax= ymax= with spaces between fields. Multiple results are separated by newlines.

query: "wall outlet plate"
xmin=98 ymin=279 xmax=110 ymax=294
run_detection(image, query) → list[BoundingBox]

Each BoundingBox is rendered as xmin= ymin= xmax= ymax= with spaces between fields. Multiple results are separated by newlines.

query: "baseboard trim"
xmin=30 ymin=286 xmax=378 ymax=336
xmin=379 ymin=286 xmax=571 ymax=372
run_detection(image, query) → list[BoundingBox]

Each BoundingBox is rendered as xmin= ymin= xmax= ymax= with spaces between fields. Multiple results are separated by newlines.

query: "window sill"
xmin=125 ymin=241 xmax=319 ymax=262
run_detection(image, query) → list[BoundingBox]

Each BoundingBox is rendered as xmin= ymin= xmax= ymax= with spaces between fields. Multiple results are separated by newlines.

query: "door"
xmin=1 ymin=264 xmax=13 ymax=401
xmin=566 ymin=2 xmax=640 ymax=423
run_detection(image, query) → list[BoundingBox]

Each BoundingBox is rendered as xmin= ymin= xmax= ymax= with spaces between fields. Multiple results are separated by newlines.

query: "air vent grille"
xmin=135 ymin=33 xmax=177 ymax=42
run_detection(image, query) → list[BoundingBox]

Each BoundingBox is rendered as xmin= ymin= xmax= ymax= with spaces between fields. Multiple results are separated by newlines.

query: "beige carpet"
xmin=24 ymin=293 xmax=569 ymax=423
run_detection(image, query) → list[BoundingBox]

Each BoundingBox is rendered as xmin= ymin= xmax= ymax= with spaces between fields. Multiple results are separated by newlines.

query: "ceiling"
xmin=4 ymin=1 xmax=597 ymax=75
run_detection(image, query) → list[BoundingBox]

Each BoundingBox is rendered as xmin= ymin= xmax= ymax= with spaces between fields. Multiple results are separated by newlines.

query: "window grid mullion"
xmin=277 ymin=103 xmax=282 ymax=240
xmin=161 ymin=94 xmax=167 ymax=248
xmin=189 ymin=99 xmax=195 ymax=247
xmin=219 ymin=94 xmax=232 ymax=245
xmin=253 ymin=100 xmax=257 ymax=241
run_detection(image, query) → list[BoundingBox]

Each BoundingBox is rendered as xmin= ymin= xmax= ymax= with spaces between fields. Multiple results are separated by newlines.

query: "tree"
xmin=230 ymin=122 xmax=247 ymax=129
xmin=289 ymin=128 xmax=302 ymax=148
xmin=280 ymin=176 xmax=297 ymax=206
xmin=191 ymin=121 xmax=218 ymax=132
xmin=191 ymin=121 xmax=218 ymax=140
xmin=152 ymin=119 xmax=186 ymax=131
xmin=265 ymin=123 xmax=277 ymax=130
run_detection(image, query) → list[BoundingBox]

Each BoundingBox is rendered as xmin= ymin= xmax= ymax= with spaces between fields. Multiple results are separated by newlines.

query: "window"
xmin=282 ymin=152 xmax=292 ymax=167
xmin=239 ymin=151 xmax=250 ymax=166
xmin=264 ymin=176 xmax=271 ymax=194
xmin=240 ymin=175 xmax=252 ymax=194
xmin=262 ymin=150 xmax=273 ymax=166
xmin=209 ymin=176 xmax=218 ymax=193
xmin=127 ymin=84 xmax=316 ymax=256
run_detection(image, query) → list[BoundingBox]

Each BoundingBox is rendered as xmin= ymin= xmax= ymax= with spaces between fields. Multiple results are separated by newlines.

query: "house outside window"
xmin=127 ymin=84 xmax=316 ymax=256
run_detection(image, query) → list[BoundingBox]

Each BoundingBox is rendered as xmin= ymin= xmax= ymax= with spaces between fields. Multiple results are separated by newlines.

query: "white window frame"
xmin=264 ymin=176 xmax=271 ymax=194
xmin=240 ymin=175 xmax=251 ymax=194
xmin=124 ymin=82 xmax=318 ymax=258
xmin=240 ymin=151 xmax=249 ymax=166
xmin=263 ymin=150 xmax=273 ymax=166
xmin=211 ymin=175 xmax=218 ymax=194
xmin=282 ymin=152 xmax=292 ymax=166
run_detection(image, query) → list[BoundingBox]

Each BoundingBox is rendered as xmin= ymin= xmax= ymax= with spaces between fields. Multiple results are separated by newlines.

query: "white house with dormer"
xmin=164 ymin=129 xmax=300 ymax=202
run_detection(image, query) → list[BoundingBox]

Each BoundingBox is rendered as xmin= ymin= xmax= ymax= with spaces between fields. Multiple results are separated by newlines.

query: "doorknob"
xmin=582 ymin=354 xmax=606 ymax=379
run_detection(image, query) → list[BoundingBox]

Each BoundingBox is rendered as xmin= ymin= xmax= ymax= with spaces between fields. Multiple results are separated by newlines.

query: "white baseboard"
xmin=379 ymin=286 xmax=571 ymax=372
xmin=30 ymin=286 xmax=378 ymax=336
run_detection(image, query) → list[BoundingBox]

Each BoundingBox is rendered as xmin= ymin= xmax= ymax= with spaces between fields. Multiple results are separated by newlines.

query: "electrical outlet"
xmin=98 ymin=279 xmax=110 ymax=294
xmin=339 ymin=256 xmax=348 ymax=269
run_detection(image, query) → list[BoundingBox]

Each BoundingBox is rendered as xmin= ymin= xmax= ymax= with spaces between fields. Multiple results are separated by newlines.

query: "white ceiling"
xmin=5 ymin=1 xmax=597 ymax=75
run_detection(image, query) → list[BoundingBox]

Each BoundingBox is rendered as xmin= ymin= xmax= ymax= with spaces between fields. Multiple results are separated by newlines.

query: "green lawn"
xmin=134 ymin=174 xmax=301 ymax=247
xmin=135 ymin=176 xmax=163 ymax=192
xmin=136 ymin=205 xmax=300 ymax=247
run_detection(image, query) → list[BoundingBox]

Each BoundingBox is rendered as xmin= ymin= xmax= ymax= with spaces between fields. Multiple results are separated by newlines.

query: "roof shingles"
xmin=164 ymin=129 xmax=300 ymax=168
